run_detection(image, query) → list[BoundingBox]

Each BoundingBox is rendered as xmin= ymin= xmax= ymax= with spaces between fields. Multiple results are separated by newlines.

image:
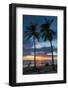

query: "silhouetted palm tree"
xmin=40 ymin=17 xmax=56 ymax=70
xmin=24 ymin=23 xmax=39 ymax=70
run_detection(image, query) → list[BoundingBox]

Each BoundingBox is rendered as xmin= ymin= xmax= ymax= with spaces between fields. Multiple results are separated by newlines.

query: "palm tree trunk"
xmin=50 ymin=41 xmax=54 ymax=70
xmin=33 ymin=36 xmax=36 ymax=69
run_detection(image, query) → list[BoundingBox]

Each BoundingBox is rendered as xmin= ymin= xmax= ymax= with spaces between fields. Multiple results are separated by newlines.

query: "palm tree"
xmin=40 ymin=17 xmax=56 ymax=70
xmin=24 ymin=23 xmax=39 ymax=70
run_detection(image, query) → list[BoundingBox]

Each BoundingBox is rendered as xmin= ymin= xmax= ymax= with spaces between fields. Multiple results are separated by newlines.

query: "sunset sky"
xmin=23 ymin=15 xmax=57 ymax=64
xmin=23 ymin=55 xmax=57 ymax=61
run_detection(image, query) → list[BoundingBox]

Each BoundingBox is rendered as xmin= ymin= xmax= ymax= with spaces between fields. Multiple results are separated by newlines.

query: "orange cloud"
xmin=23 ymin=55 xmax=57 ymax=61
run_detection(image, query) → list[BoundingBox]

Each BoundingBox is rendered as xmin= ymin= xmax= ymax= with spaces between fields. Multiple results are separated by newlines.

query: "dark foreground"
xmin=23 ymin=65 xmax=57 ymax=75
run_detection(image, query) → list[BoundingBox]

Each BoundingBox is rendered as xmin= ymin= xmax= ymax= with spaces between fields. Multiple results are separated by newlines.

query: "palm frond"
xmin=25 ymin=23 xmax=40 ymax=41
xmin=24 ymin=31 xmax=30 ymax=37
xmin=43 ymin=35 xmax=47 ymax=41
xmin=44 ymin=17 xmax=55 ymax=26
xmin=33 ymin=32 xmax=39 ymax=41
xmin=49 ymin=18 xmax=54 ymax=25
xmin=40 ymin=29 xmax=45 ymax=33
xmin=49 ymin=29 xmax=56 ymax=35
xmin=41 ymin=32 xmax=46 ymax=38
xmin=25 ymin=34 xmax=33 ymax=40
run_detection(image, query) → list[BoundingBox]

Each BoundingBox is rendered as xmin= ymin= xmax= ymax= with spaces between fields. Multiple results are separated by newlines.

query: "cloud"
xmin=23 ymin=47 xmax=57 ymax=56
xmin=32 ymin=40 xmax=57 ymax=49
xmin=47 ymin=52 xmax=57 ymax=55
xmin=30 ymin=51 xmax=45 ymax=55
xmin=32 ymin=42 xmax=50 ymax=49
xmin=23 ymin=39 xmax=33 ymax=49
